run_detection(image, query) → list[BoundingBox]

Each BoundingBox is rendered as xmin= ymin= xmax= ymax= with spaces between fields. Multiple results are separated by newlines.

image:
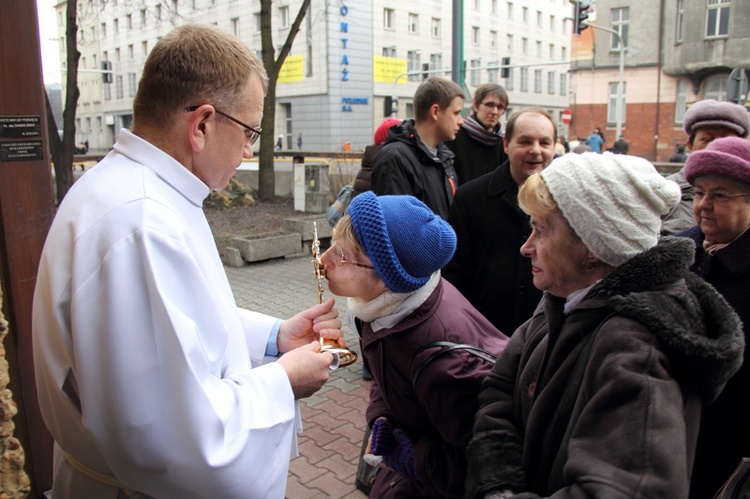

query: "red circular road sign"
xmin=561 ymin=109 xmax=572 ymax=125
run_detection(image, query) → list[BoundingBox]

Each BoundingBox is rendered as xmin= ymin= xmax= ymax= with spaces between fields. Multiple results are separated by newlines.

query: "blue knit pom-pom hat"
xmin=346 ymin=192 xmax=456 ymax=293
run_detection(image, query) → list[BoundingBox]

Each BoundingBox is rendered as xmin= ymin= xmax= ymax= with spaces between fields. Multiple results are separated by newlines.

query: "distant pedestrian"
xmin=612 ymin=134 xmax=629 ymax=154
xmin=669 ymin=144 xmax=689 ymax=163
xmin=586 ymin=130 xmax=604 ymax=153
xmin=297 ymin=133 xmax=303 ymax=150
xmin=275 ymin=134 xmax=283 ymax=151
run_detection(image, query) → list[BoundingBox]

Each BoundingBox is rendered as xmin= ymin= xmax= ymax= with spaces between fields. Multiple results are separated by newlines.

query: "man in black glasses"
xmin=32 ymin=23 xmax=344 ymax=499
xmin=445 ymin=83 xmax=509 ymax=185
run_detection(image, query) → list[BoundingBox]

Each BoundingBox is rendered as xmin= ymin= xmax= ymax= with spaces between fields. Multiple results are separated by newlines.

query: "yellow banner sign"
xmin=278 ymin=55 xmax=304 ymax=83
xmin=374 ymin=56 xmax=408 ymax=83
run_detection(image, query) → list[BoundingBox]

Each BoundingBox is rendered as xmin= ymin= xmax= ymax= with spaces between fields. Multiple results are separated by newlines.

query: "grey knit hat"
xmin=541 ymin=152 xmax=681 ymax=266
xmin=683 ymin=99 xmax=750 ymax=138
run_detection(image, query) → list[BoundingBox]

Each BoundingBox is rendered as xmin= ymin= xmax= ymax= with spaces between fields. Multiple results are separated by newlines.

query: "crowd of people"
xmin=30 ymin=23 xmax=748 ymax=499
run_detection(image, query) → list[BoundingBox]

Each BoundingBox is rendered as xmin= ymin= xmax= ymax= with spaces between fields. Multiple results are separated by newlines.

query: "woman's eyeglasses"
xmin=695 ymin=189 xmax=749 ymax=203
xmin=335 ymin=244 xmax=375 ymax=270
xmin=184 ymin=105 xmax=262 ymax=145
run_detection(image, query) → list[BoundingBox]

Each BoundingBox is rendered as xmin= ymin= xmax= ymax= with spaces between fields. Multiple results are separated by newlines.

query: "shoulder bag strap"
xmin=409 ymin=341 xmax=497 ymax=390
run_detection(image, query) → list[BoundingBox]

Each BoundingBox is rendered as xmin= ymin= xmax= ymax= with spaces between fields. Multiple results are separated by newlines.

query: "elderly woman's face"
xmin=693 ymin=176 xmax=750 ymax=244
xmin=320 ymin=238 xmax=386 ymax=301
xmin=520 ymin=212 xmax=598 ymax=298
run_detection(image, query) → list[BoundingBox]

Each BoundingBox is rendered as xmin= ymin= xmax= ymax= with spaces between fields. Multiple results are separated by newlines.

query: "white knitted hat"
xmin=540 ymin=152 xmax=681 ymax=266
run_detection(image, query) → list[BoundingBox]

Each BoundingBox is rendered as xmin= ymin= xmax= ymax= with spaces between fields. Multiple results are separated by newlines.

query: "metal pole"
xmin=452 ymin=0 xmax=462 ymax=85
xmin=585 ymin=24 xmax=625 ymax=138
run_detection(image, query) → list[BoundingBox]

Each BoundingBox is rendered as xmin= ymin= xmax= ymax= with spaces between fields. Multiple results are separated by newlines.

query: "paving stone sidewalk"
xmin=225 ymin=256 xmax=369 ymax=499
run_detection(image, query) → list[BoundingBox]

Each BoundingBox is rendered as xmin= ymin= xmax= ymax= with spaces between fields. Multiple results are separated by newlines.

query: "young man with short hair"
xmin=371 ymin=76 xmax=464 ymax=220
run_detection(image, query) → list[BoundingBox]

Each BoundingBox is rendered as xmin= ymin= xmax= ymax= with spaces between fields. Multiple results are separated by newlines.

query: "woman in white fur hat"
xmin=466 ymin=152 xmax=744 ymax=498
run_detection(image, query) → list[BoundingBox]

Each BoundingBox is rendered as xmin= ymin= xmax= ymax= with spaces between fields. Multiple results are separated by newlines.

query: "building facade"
xmin=569 ymin=0 xmax=750 ymax=161
xmin=54 ymin=0 xmax=572 ymax=153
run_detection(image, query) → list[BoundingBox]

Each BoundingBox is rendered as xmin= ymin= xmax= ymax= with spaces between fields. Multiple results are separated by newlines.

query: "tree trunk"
xmin=257 ymin=0 xmax=310 ymax=201
xmin=57 ymin=0 xmax=80 ymax=204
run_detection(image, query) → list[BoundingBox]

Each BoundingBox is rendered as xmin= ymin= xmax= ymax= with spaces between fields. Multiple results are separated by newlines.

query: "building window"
xmin=675 ymin=79 xmax=688 ymax=124
xmin=536 ymin=41 xmax=542 ymax=58
xmin=116 ymin=75 xmax=124 ymax=99
xmin=383 ymin=46 xmax=396 ymax=57
xmin=142 ymin=41 xmax=148 ymax=56
xmin=432 ymin=18 xmax=441 ymax=38
xmin=127 ymin=13 xmax=132 ymax=30
xmin=384 ymin=8 xmax=395 ymax=29
xmin=115 ymin=48 xmax=121 ymax=62
xmin=490 ymin=30 xmax=497 ymax=50
xmin=472 ymin=26 xmax=480 ymax=45
xmin=491 ymin=0 xmax=497 ymax=15
xmin=505 ymin=67 xmax=514 ymax=90
xmin=676 ymin=0 xmax=685 ymax=42
xmin=548 ymin=71 xmax=555 ymax=95
xmin=706 ymin=0 xmax=730 ymax=38
xmin=608 ymin=82 xmax=627 ymax=125
xmin=534 ymin=69 xmax=542 ymax=93
xmin=409 ymin=13 xmax=418 ymax=34
xmin=407 ymin=50 xmax=421 ymax=82
xmin=101 ymin=22 xmax=107 ymax=38
xmin=506 ymin=34 xmax=513 ymax=52
xmin=114 ymin=18 xmax=119 ymax=34
xmin=255 ymin=13 xmax=262 ymax=32
xmin=140 ymin=8 xmax=147 ymax=27
xmin=488 ymin=61 xmax=499 ymax=82
xmin=559 ymin=73 xmax=567 ymax=96
xmin=522 ymin=37 xmax=528 ymax=55
xmin=522 ymin=6 xmax=528 ymax=23
xmin=520 ymin=67 xmax=528 ymax=92
xmin=430 ymin=53 xmax=442 ymax=72
xmin=128 ymin=73 xmax=137 ymax=97
xmin=155 ymin=4 xmax=162 ymax=21
xmin=231 ymin=17 xmax=240 ymax=35
xmin=279 ymin=6 xmax=289 ymax=29
xmin=472 ymin=0 xmax=480 ymax=11
xmin=611 ymin=7 xmax=629 ymax=51
xmin=549 ymin=44 xmax=555 ymax=59
xmin=562 ymin=46 xmax=567 ymax=60
xmin=470 ymin=59 xmax=481 ymax=86
xmin=127 ymin=44 xmax=133 ymax=59
xmin=704 ymin=74 xmax=728 ymax=100
xmin=507 ymin=1 xmax=513 ymax=19
xmin=550 ymin=14 xmax=555 ymax=31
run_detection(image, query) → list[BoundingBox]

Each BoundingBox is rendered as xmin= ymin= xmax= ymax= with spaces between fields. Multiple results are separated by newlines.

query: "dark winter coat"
xmin=362 ymin=278 xmax=508 ymax=498
xmin=443 ymin=161 xmax=542 ymax=336
xmin=352 ymin=144 xmax=381 ymax=196
xmin=371 ymin=120 xmax=458 ymax=220
xmin=661 ymin=168 xmax=696 ymax=236
xmin=680 ymin=226 xmax=750 ymax=499
xmin=445 ymin=127 xmax=507 ymax=186
xmin=466 ymin=237 xmax=744 ymax=499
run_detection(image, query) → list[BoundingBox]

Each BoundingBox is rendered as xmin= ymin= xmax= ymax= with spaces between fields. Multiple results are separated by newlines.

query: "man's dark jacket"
xmin=445 ymin=126 xmax=507 ymax=186
xmin=371 ymin=119 xmax=457 ymax=220
xmin=442 ymin=161 xmax=542 ymax=335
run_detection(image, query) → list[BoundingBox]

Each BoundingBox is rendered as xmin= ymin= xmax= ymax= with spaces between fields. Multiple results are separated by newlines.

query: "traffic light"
xmin=571 ymin=1 xmax=590 ymax=35
xmin=501 ymin=57 xmax=510 ymax=78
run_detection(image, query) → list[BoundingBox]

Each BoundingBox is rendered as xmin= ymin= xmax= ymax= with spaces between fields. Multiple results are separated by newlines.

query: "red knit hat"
xmin=374 ymin=118 xmax=402 ymax=145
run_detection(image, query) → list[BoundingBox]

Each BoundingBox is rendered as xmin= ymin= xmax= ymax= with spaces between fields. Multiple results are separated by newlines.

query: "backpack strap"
xmin=408 ymin=341 xmax=497 ymax=389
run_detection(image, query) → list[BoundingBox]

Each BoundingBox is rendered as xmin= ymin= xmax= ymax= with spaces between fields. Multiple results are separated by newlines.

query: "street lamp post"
xmin=586 ymin=23 xmax=626 ymax=138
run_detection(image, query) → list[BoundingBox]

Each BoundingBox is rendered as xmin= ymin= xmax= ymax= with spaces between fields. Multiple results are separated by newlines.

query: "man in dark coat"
xmin=443 ymin=108 xmax=556 ymax=335
xmin=445 ymin=83 xmax=509 ymax=185
xmin=371 ymin=77 xmax=464 ymax=220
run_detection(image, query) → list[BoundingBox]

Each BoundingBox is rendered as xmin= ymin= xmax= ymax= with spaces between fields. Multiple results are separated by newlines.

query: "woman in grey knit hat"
xmin=466 ymin=152 xmax=744 ymax=499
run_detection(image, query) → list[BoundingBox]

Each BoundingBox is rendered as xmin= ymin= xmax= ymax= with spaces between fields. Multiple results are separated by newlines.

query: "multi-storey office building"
xmin=54 ymin=0 xmax=572 ymax=152
xmin=569 ymin=0 xmax=750 ymax=161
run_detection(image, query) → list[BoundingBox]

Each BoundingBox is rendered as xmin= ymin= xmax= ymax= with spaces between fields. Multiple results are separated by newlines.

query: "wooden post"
xmin=0 ymin=0 xmax=57 ymax=495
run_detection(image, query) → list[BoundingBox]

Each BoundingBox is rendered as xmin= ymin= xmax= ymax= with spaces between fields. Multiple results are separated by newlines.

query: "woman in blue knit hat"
xmin=320 ymin=191 xmax=508 ymax=498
